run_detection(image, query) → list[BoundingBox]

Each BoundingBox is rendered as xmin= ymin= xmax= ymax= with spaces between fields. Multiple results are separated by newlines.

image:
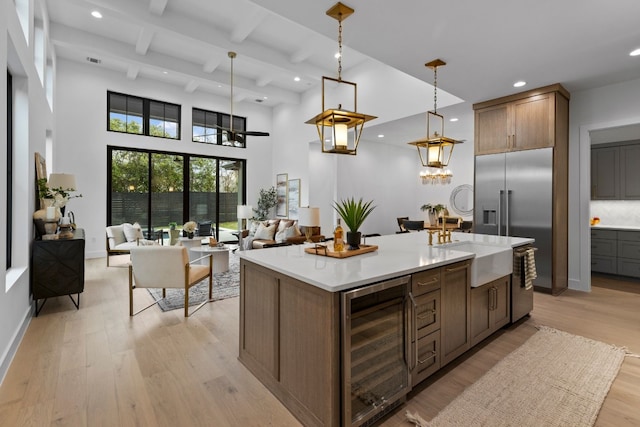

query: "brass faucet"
xmin=438 ymin=216 xmax=452 ymax=244
xmin=427 ymin=230 xmax=437 ymax=245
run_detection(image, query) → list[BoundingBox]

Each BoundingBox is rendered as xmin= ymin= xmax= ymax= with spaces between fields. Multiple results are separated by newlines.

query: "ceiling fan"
xmin=217 ymin=51 xmax=270 ymax=146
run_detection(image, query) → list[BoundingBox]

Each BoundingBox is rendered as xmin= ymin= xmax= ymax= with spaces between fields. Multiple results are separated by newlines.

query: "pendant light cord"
xmin=337 ymin=14 xmax=343 ymax=81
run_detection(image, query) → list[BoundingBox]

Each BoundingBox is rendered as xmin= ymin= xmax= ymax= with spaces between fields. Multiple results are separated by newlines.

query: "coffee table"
xmin=189 ymin=245 xmax=230 ymax=273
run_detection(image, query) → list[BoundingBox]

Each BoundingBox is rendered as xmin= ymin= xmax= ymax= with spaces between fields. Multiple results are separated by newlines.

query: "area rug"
xmin=147 ymin=249 xmax=239 ymax=311
xmin=407 ymin=326 xmax=629 ymax=427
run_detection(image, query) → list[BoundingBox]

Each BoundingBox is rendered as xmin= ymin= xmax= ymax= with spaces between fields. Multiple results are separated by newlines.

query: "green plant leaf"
xmin=332 ymin=197 xmax=376 ymax=232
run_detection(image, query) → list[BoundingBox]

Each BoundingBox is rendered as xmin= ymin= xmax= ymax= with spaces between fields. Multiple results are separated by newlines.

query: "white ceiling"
xmin=45 ymin=0 xmax=640 ymax=144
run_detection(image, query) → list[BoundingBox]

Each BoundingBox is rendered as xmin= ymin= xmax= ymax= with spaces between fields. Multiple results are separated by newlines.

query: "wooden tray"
xmin=304 ymin=244 xmax=378 ymax=258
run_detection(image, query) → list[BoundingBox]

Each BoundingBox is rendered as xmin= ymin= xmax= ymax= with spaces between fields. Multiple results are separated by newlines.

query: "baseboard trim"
xmin=0 ymin=303 xmax=33 ymax=386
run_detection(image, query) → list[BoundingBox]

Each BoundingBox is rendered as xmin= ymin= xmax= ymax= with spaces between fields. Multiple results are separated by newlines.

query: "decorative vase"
xmin=346 ymin=231 xmax=362 ymax=250
xmin=169 ymin=229 xmax=180 ymax=245
xmin=187 ymin=232 xmax=194 ymax=239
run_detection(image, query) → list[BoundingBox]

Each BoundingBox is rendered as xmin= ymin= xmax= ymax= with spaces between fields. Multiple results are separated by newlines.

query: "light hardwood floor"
xmin=1 ymin=259 xmax=639 ymax=426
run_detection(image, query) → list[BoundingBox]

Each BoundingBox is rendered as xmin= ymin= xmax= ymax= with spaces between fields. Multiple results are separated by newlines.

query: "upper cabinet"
xmin=591 ymin=141 xmax=640 ymax=200
xmin=473 ymin=84 xmax=570 ymax=155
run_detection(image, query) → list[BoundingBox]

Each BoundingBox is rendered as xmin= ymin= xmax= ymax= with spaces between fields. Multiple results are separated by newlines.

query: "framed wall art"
xmin=276 ymin=173 xmax=289 ymax=217
xmin=288 ymin=178 xmax=300 ymax=219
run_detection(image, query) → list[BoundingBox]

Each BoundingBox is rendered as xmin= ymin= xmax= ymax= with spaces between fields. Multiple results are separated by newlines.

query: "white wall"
xmin=1 ymin=0 xmax=55 ymax=383
xmin=54 ymin=59 xmax=274 ymax=258
xmin=568 ymin=77 xmax=640 ymax=291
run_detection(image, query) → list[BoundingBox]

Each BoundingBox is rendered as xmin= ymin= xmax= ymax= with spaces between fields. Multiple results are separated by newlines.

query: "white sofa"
xmin=106 ymin=223 xmax=158 ymax=266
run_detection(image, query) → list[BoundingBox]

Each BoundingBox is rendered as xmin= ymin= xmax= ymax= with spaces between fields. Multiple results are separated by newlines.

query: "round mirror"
xmin=449 ymin=184 xmax=474 ymax=216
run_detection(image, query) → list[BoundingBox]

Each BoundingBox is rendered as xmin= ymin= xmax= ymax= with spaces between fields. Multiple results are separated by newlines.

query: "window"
xmin=108 ymin=147 xmax=246 ymax=244
xmin=107 ymin=91 xmax=180 ymax=139
xmin=192 ymin=107 xmax=246 ymax=148
xmin=6 ymin=71 xmax=13 ymax=268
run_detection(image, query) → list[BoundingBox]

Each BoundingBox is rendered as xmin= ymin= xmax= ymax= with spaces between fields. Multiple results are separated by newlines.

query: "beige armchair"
xmin=128 ymin=246 xmax=212 ymax=317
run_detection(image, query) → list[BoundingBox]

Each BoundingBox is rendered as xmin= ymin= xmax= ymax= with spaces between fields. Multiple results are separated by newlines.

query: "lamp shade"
xmin=48 ymin=173 xmax=77 ymax=190
xmin=298 ymin=207 xmax=320 ymax=227
xmin=237 ymin=205 xmax=253 ymax=219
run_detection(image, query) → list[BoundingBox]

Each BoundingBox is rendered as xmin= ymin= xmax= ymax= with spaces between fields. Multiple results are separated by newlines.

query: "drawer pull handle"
xmin=446 ymin=264 xmax=469 ymax=273
xmin=417 ymin=310 xmax=436 ymax=319
xmin=417 ymin=277 xmax=439 ymax=286
xmin=418 ymin=351 xmax=437 ymax=364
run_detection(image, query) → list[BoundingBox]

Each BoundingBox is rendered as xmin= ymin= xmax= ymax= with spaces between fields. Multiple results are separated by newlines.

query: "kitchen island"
xmin=238 ymin=232 xmax=532 ymax=427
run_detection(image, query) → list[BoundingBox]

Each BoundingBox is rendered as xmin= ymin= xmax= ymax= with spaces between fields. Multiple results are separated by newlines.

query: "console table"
xmin=31 ymin=228 xmax=85 ymax=316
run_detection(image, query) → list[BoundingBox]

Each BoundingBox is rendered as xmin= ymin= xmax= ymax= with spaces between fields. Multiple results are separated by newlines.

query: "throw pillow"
xmin=254 ymin=222 xmax=277 ymax=240
xmin=123 ymin=222 xmax=144 ymax=242
xmin=275 ymin=224 xmax=302 ymax=243
xmin=277 ymin=219 xmax=294 ymax=233
xmin=248 ymin=220 xmax=264 ymax=237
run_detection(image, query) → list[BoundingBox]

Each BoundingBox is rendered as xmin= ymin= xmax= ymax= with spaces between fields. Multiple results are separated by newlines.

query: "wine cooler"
xmin=342 ymin=275 xmax=411 ymax=427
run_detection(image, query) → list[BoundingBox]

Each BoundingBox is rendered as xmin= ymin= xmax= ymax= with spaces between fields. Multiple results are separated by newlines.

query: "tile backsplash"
xmin=590 ymin=200 xmax=640 ymax=226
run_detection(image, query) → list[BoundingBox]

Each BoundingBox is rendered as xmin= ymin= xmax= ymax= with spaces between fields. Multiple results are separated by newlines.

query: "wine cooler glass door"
xmin=342 ymin=275 xmax=411 ymax=427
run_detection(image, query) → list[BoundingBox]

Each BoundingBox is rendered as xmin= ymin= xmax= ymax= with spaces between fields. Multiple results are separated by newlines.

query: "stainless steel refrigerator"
xmin=474 ymin=147 xmax=553 ymax=290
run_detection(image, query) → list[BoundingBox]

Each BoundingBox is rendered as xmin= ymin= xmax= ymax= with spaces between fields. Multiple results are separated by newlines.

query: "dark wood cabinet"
xmin=470 ymin=275 xmax=511 ymax=346
xmin=440 ymin=260 xmax=471 ymax=366
xmin=31 ymin=229 xmax=85 ymax=315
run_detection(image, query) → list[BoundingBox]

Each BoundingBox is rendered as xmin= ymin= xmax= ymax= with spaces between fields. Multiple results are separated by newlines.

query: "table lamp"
xmin=236 ymin=205 xmax=253 ymax=250
xmin=298 ymin=207 xmax=320 ymax=243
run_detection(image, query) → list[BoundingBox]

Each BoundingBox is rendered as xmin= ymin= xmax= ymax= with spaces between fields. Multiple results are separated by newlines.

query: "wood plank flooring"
xmin=1 ymin=259 xmax=639 ymax=426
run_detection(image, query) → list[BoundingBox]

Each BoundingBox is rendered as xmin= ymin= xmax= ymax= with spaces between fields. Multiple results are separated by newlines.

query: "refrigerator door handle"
xmin=506 ymin=189 xmax=512 ymax=236
xmin=498 ymin=190 xmax=503 ymax=236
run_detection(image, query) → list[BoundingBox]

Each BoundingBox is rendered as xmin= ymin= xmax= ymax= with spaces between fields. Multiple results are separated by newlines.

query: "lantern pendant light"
xmin=305 ymin=2 xmax=376 ymax=155
xmin=407 ymin=59 xmax=463 ymax=168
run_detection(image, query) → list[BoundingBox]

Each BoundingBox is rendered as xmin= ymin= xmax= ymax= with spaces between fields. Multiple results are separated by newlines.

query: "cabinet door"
xmin=412 ymin=330 xmax=440 ymax=386
xmin=591 ymin=147 xmax=619 ymax=199
xmin=475 ymin=104 xmax=509 ymax=155
xmin=414 ymin=290 xmax=440 ymax=339
xmin=620 ymin=145 xmax=640 ymax=199
xmin=470 ymin=285 xmax=492 ymax=346
xmin=510 ymin=93 xmax=555 ymax=151
xmin=492 ymin=276 xmax=511 ymax=330
xmin=440 ymin=261 xmax=471 ymax=366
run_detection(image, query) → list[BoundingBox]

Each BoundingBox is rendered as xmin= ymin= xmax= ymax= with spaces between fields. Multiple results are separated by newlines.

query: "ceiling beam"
xmin=230 ymin=9 xmax=268 ymax=43
xmin=135 ymin=27 xmax=155 ymax=55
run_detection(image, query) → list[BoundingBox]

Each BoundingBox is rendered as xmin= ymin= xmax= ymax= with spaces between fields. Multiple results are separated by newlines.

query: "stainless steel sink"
xmin=439 ymin=242 xmax=513 ymax=287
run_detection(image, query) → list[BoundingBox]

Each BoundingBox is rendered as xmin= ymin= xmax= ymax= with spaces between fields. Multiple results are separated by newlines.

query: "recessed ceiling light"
xmin=263 ymin=96 xmax=268 ymax=100
xmin=378 ymin=134 xmax=384 ymax=138
xmin=162 ymin=71 xmax=168 ymax=74
xmin=91 ymin=10 xmax=103 ymax=19
xmin=630 ymin=48 xmax=640 ymax=57
xmin=294 ymin=76 xmax=301 ymax=82
xmin=449 ymin=117 xmax=459 ymax=122
xmin=513 ymin=81 xmax=526 ymax=88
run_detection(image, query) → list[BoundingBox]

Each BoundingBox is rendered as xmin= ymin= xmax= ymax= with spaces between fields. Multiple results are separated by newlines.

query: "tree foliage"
xmin=254 ymin=187 xmax=278 ymax=220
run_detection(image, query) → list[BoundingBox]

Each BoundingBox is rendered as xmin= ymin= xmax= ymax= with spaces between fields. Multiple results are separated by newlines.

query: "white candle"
xmin=46 ymin=206 xmax=55 ymax=219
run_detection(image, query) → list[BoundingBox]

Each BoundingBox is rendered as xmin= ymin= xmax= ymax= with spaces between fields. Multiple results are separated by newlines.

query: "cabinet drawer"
xmin=591 ymin=238 xmax=617 ymax=257
xmin=617 ymin=259 xmax=640 ymax=278
xmin=415 ymin=290 xmax=440 ymax=339
xmin=617 ymin=230 xmax=640 ymax=242
xmin=591 ymin=229 xmax=617 ymax=240
xmin=412 ymin=269 xmax=441 ymax=296
xmin=591 ymin=256 xmax=617 ymax=274
xmin=412 ymin=330 xmax=440 ymax=386
xmin=618 ymin=241 xmax=640 ymax=260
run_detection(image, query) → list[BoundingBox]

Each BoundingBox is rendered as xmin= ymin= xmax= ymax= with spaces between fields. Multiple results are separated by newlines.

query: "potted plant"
xmin=420 ymin=203 xmax=447 ymax=226
xmin=254 ymin=186 xmax=278 ymax=220
xmin=333 ymin=197 xmax=376 ymax=250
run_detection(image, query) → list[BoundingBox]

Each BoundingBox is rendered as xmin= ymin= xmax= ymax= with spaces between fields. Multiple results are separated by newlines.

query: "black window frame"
xmin=192 ymin=107 xmax=247 ymax=148
xmin=107 ymin=91 xmax=181 ymax=140
xmin=7 ymin=70 xmax=12 ymax=268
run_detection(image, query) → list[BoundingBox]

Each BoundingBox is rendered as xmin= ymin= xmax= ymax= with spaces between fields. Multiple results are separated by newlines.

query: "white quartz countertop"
xmin=591 ymin=225 xmax=640 ymax=231
xmin=238 ymin=232 xmax=533 ymax=292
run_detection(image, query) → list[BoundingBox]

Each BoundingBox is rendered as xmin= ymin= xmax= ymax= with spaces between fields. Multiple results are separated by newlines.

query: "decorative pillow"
xmin=254 ymin=222 xmax=277 ymax=240
xmin=277 ymin=219 xmax=295 ymax=233
xmin=123 ymin=222 xmax=144 ymax=242
xmin=248 ymin=220 xmax=264 ymax=237
xmin=275 ymin=224 xmax=302 ymax=243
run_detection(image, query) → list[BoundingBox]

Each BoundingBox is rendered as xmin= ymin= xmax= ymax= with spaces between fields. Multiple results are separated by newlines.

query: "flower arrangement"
xmin=37 ymin=178 xmax=82 ymax=208
xmin=183 ymin=221 xmax=197 ymax=233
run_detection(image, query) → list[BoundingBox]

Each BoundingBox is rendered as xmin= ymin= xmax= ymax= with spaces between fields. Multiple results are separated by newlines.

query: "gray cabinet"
xmin=617 ymin=231 xmax=640 ymax=277
xmin=591 ymin=228 xmax=640 ymax=278
xmin=591 ymin=141 xmax=640 ymax=200
xmin=591 ymin=147 xmax=619 ymax=199
xmin=591 ymin=229 xmax=617 ymax=274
